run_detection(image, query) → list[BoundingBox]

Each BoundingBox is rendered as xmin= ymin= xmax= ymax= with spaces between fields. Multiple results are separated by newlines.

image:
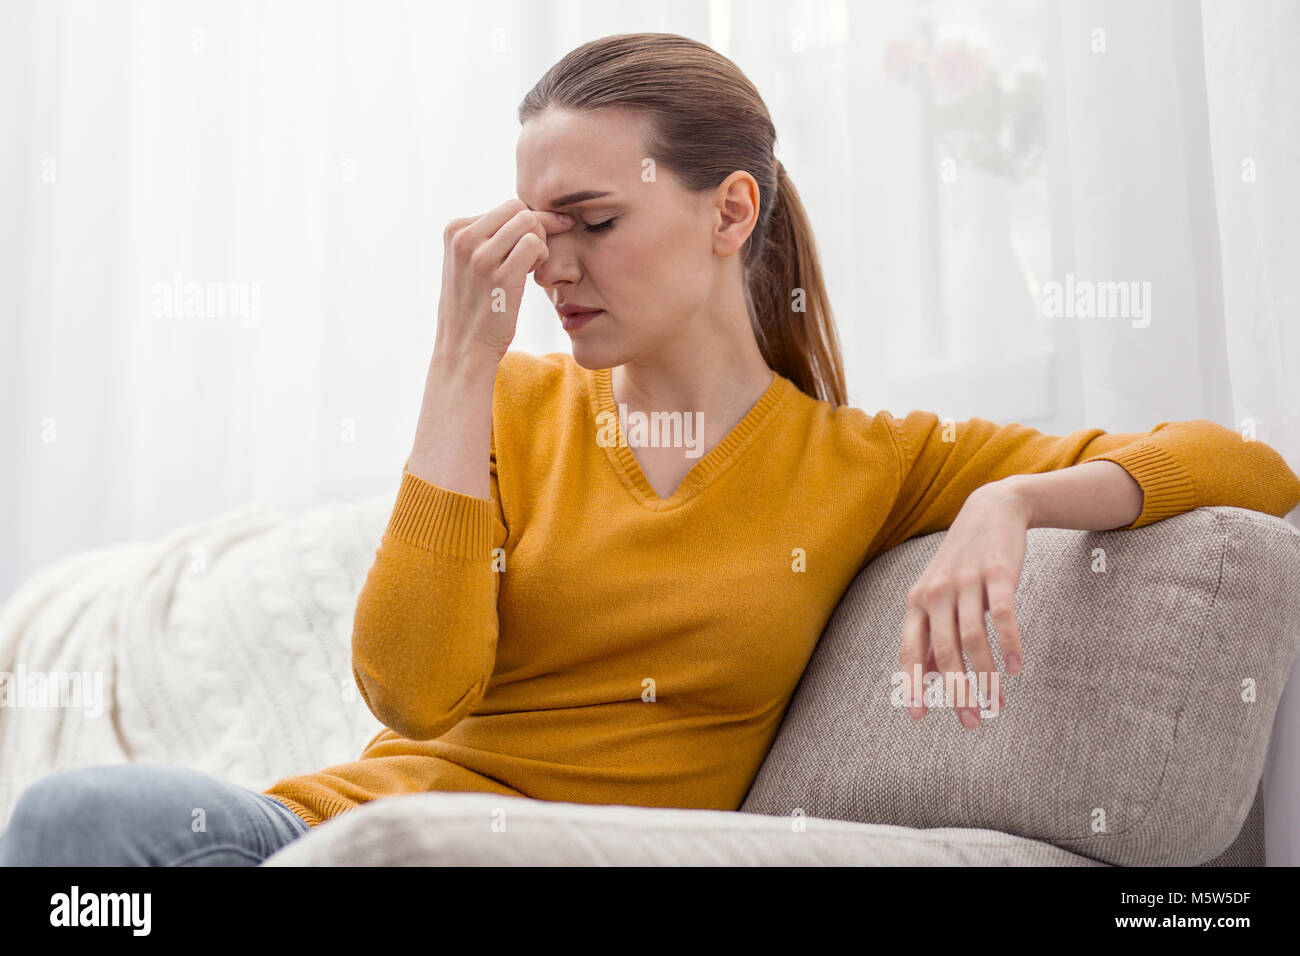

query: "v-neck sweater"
xmin=262 ymin=350 xmax=1300 ymax=827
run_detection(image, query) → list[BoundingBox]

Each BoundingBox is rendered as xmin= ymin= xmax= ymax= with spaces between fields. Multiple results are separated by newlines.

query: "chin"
xmin=568 ymin=337 xmax=626 ymax=371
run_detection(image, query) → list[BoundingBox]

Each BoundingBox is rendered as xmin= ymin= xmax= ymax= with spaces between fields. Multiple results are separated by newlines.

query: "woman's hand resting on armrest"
xmin=896 ymin=460 xmax=1142 ymax=731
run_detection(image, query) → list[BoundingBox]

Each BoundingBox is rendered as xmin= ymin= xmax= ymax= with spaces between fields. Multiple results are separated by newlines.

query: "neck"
xmin=611 ymin=302 xmax=775 ymax=445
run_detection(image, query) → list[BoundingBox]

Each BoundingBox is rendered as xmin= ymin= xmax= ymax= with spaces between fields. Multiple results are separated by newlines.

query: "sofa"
xmin=1 ymin=491 xmax=1293 ymax=866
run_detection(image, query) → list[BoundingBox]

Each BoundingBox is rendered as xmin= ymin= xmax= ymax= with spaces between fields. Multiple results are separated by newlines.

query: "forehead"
xmin=516 ymin=108 xmax=651 ymax=207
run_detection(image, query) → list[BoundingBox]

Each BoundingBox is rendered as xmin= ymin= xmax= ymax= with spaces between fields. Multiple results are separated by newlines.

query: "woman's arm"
xmin=998 ymin=459 xmax=1143 ymax=531
xmin=352 ymin=349 xmax=501 ymax=739
xmin=889 ymin=419 xmax=1299 ymax=731
xmin=871 ymin=412 xmax=1300 ymax=558
xmin=351 ymin=440 xmax=505 ymax=742
xmin=406 ymin=348 xmax=498 ymax=499
xmin=350 ymin=201 xmax=569 ymax=740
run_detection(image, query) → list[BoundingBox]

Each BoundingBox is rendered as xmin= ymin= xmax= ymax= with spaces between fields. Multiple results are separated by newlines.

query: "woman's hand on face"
xmin=899 ymin=479 xmax=1031 ymax=729
xmin=435 ymin=198 xmax=574 ymax=365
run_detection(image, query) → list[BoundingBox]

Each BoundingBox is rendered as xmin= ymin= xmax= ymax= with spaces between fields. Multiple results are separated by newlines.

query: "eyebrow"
xmin=536 ymin=190 xmax=615 ymax=209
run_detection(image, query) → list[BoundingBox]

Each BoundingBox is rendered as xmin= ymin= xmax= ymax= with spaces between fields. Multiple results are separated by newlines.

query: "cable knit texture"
xmin=0 ymin=494 xmax=395 ymax=829
xmin=259 ymin=350 xmax=1300 ymax=828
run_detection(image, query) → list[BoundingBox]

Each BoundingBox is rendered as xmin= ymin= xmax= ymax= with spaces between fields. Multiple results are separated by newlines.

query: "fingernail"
xmin=960 ymin=708 xmax=979 ymax=729
xmin=907 ymin=700 xmax=924 ymax=720
xmin=1006 ymin=653 xmax=1021 ymax=674
xmin=557 ymin=213 xmax=573 ymax=223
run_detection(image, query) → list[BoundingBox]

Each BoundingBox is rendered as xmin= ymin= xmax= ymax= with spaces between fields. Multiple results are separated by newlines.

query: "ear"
xmin=711 ymin=170 xmax=760 ymax=259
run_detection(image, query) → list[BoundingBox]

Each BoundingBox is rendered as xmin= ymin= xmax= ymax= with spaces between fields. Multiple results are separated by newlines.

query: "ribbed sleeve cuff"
xmin=384 ymin=469 xmax=494 ymax=558
xmin=1083 ymin=442 xmax=1199 ymax=529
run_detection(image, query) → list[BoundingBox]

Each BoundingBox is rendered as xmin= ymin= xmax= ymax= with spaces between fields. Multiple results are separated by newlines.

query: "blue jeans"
xmin=0 ymin=762 xmax=312 ymax=866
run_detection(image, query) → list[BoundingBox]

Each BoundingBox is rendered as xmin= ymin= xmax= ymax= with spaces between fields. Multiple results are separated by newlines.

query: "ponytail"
xmin=745 ymin=158 xmax=847 ymax=407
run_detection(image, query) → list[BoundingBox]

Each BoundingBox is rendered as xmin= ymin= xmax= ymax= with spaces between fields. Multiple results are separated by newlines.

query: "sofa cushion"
xmin=1200 ymin=780 xmax=1264 ymax=865
xmin=739 ymin=507 xmax=1300 ymax=866
xmin=260 ymin=790 xmax=1104 ymax=866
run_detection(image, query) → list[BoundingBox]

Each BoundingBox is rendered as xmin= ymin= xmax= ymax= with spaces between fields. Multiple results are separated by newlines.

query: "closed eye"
xmin=583 ymin=216 xmax=618 ymax=234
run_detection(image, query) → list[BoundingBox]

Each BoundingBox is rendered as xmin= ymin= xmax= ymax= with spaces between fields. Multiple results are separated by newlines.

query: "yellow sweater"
xmin=262 ymin=350 xmax=1300 ymax=828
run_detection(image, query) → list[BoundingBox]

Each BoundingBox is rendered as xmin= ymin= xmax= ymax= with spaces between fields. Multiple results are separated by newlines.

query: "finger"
xmin=441 ymin=215 xmax=479 ymax=284
xmin=498 ymin=210 xmax=572 ymax=259
xmin=925 ymin=592 xmax=969 ymax=729
xmin=987 ymin=571 xmax=1024 ymax=677
xmin=956 ymin=579 xmax=998 ymax=724
xmin=921 ymin=643 xmax=941 ymax=715
xmin=498 ymin=233 xmax=550 ymax=304
xmin=447 ymin=198 xmax=533 ymax=255
xmin=477 ymin=206 xmax=557 ymax=272
xmin=899 ymin=604 xmax=929 ymax=720
xmin=531 ymin=209 xmax=576 ymax=235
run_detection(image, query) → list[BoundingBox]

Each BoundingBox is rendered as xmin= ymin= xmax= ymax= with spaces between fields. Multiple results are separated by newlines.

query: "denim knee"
xmin=0 ymin=763 xmax=307 ymax=867
xmin=0 ymin=765 xmax=120 ymax=866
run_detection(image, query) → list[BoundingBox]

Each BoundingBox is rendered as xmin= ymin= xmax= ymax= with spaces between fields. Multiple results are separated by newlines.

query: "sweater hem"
xmin=262 ymin=792 xmax=324 ymax=829
xmin=262 ymin=789 xmax=361 ymax=828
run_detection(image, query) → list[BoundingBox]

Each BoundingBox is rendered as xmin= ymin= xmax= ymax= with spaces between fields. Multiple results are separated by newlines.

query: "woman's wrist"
xmin=968 ymin=477 xmax=1036 ymax=528
xmin=997 ymin=462 xmax=1144 ymax=531
xmin=429 ymin=341 xmax=501 ymax=383
xmin=407 ymin=347 xmax=500 ymax=500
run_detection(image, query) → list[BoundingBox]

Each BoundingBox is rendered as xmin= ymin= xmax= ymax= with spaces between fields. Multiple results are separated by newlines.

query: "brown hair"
xmin=518 ymin=32 xmax=848 ymax=407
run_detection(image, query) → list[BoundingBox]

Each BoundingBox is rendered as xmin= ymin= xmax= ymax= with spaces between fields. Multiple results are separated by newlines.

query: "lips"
xmin=560 ymin=308 xmax=603 ymax=332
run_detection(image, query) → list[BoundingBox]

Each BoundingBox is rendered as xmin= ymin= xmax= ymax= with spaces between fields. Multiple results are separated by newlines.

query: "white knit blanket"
xmin=0 ymin=495 xmax=392 ymax=827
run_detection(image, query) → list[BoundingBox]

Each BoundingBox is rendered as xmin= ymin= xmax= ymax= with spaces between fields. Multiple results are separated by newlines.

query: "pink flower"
xmin=884 ymin=37 xmax=921 ymax=82
xmin=929 ymin=39 xmax=987 ymax=104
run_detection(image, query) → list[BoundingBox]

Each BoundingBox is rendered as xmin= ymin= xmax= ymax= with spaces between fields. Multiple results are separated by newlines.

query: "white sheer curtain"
xmin=1049 ymin=0 xmax=1300 ymax=864
xmin=0 ymin=0 xmax=584 ymax=600
xmin=3 ymin=0 xmax=1298 ymax=858
xmin=0 ymin=0 xmax=1063 ymax=598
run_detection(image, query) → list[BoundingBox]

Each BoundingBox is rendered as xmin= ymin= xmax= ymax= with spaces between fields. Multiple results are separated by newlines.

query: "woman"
xmin=3 ymin=32 xmax=1296 ymax=866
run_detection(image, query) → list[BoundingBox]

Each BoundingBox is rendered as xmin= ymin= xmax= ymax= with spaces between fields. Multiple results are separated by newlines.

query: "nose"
xmin=532 ymin=232 xmax=582 ymax=292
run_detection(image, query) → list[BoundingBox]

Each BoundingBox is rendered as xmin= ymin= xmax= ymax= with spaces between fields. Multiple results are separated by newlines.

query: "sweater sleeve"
xmin=349 ymin=436 xmax=508 ymax=741
xmin=870 ymin=410 xmax=1300 ymax=554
